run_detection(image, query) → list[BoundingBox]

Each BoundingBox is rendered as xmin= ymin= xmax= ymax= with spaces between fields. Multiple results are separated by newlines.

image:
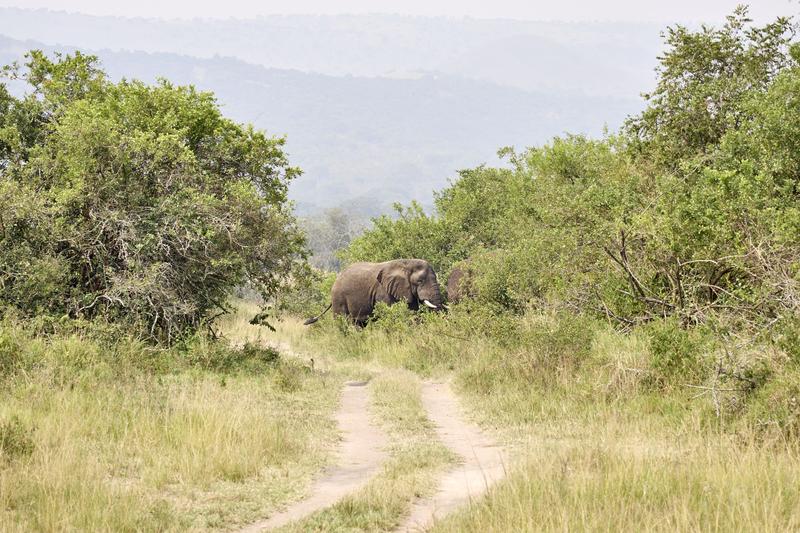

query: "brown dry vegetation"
xmin=0 ymin=314 xmax=340 ymax=531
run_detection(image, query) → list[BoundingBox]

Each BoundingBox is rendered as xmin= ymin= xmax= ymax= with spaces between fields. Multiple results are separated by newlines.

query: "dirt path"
xmin=398 ymin=381 xmax=510 ymax=532
xmin=238 ymin=380 xmax=388 ymax=532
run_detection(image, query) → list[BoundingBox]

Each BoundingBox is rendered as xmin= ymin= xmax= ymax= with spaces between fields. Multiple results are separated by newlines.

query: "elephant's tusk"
xmin=423 ymin=300 xmax=438 ymax=309
xmin=443 ymin=304 xmax=451 ymax=310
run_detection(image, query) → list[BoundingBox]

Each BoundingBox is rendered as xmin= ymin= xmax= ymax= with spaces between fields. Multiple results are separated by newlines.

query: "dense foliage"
xmin=293 ymin=10 xmax=800 ymax=446
xmin=0 ymin=51 xmax=304 ymax=342
xmin=345 ymin=8 xmax=800 ymax=336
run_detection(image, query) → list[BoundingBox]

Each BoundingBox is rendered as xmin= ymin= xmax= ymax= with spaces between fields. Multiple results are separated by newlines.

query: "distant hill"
xmin=0 ymin=11 xmax=653 ymax=215
xmin=0 ymin=8 xmax=662 ymax=99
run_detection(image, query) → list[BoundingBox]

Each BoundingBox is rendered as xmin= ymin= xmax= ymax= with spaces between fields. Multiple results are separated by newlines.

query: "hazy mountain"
xmin=0 ymin=34 xmax=643 ymax=214
xmin=0 ymin=8 xmax=662 ymax=99
xmin=0 ymin=10 xmax=656 ymax=215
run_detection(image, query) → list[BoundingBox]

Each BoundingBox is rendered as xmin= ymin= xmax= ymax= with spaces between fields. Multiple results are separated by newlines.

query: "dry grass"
xmin=0 ymin=312 xmax=340 ymax=531
xmin=292 ymin=311 xmax=800 ymax=532
xmin=222 ymin=300 xmax=378 ymax=380
xmin=8 ymin=299 xmax=796 ymax=531
xmin=433 ymin=431 xmax=800 ymax=532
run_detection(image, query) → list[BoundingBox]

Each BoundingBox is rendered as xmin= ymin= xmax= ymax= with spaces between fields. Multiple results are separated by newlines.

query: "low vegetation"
xmin=290 ymin=304 xmax=800 ymax=530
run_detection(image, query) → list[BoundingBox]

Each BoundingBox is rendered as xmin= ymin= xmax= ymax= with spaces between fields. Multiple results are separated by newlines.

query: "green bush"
xmin=339 ymin=8 xmax=799 ymax=332
xmin=278 ymin=269 xmax=337 ymax=316
xmin=516 ymin=313 xmax=597 ymax=376
xmin=744 ymin=367 xmax=800 ymax=438
xmin=182 ymin=337 xmax=280 ymax=373
xmin=647 ymin=319 xmax=710 ymax=382
xmin=369 ymin=301 xmax=416 ymax=332
xmin=0 ymin=51 xmax=304 ymax=343
xmin=0 ymin=325 xmax=23 ymax=376
xmin=272 ymin=362 xmax=304 ymax=392
xmin=775 ymin=316 xmax=800 ymax=365
xmin=0 ymin=415 xmax=35 ymax=461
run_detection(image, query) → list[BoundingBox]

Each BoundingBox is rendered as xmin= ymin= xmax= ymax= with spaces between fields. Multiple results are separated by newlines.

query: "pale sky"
xmin=0 ymin=0 xmax=796 ymax=22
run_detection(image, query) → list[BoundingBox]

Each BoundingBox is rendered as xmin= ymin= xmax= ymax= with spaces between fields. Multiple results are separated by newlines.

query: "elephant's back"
xmin=332 ymin=262 xmax=378 ymax=293
xmin=337 ymin=262 xmax=378 ymax=280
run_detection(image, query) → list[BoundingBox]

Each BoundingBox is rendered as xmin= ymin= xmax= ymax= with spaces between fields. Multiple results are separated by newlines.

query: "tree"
xmin=302 ymin=208 xmax=367 ymax=271
xmin=0 ymin=51 xmax=304 ymax=342
xmin=626 ymin=6 xmax=795 ymax=168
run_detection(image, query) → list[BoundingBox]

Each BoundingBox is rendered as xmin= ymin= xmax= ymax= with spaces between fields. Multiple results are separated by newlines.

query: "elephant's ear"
xmin=377 ymin=267 xmax=413 ymax=302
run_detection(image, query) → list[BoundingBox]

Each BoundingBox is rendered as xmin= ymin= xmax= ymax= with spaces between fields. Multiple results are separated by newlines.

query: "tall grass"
xmin=434 ymin=434 xmax=800 ymax=532
xmin=291 ymin=303 xmax=800 ymax=531
xmin=0 ymin=317 xmax=340 ymax=531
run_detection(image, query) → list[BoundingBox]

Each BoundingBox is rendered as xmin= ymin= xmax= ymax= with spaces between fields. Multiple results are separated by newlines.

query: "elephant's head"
xmin=377 ymin=259 xmax=444 ymax=310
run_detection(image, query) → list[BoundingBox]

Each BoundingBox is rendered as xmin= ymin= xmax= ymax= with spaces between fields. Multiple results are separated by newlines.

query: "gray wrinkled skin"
xmin=332 ymin=259 xmax=444 ymax=326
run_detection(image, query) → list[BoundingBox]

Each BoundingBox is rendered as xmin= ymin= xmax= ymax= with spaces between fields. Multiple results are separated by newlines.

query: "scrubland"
xmin=4 ymin=297 xmax=799 ymax=531
xmin=290 ymin=302 xmax=800 ymax=532
xmin=3 ymin=6 xmax=800 ymax=532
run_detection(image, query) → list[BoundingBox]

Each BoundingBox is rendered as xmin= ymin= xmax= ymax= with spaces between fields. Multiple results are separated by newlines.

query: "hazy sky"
xmin=0 ymin=0 xmax=796 ymax=22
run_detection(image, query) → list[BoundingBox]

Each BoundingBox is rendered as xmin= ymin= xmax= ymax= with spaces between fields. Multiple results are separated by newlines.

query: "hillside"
xmin=0 ymin=33 xmax=642 ymax=214
xmin=0 ymin=8 xmax=662 ymax=98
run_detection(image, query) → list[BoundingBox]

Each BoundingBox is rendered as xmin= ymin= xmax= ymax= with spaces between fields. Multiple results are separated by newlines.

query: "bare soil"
xmin=397 ymin=381 xmax=510 ymax=532
xmin=237 ymin=380 xmax=388 ymax=532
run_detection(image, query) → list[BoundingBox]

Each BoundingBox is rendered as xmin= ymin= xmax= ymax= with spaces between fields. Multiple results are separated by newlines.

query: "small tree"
xmin=625 ymin=6 xmax=795 ymax=168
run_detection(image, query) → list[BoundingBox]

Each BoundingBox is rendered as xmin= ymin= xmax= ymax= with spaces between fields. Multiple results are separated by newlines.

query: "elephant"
xmin=446 ymin=251 xmax=504 ymax=305
xmin=447 ymin=257 xmax=480 ymax=305
xmin=304 ymin=259 xmax=444 ymax=326
xmin=446 ymin=265 xmax=467 ymax=305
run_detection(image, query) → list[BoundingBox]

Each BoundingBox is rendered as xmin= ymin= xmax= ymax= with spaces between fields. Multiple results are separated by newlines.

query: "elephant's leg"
xmin=346 ymin=297 xmax=372 ymax=325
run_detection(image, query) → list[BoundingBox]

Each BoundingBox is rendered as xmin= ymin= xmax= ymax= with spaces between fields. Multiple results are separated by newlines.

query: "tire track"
xmin=238 ymin=380 xmax=388 ymax=532
xmin=397 ymin=381 xmax=509 ymax=532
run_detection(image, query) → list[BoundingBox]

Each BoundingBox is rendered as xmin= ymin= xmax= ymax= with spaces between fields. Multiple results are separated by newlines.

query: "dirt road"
xmin=397 ymin=381 xmax=509 ymax=532
xmin=238 ymin=371 xmax=508 ymax=532
xmin=238 ymin=380 xmax=388 ymax=532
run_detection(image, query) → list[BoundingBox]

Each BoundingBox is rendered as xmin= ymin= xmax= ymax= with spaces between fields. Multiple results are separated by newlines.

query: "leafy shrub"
xmin=183 ymin=337 xmax=279 ymax=373
xmin=516 ymin=313 xmax=597 ymax=375
xmin=339 ymin=9 xmax=800 ymax=332
xmin=443 ymin=300 xmax=523 ymax=345
xmin=369 ymin=301 xmax=416 ymax=332
xmin=0 ymin=415 xmax=35 ymax=461
xmin=744 ymin=367 xmax=800 ymax=439
xmin=775 ymin=316 xmax=800 ymax=365
xmin=341 ymin=202 xmax=453 ymax=273
xmin=272 ymin=362 xmax=304 ymax=392
xmin=0 ymin=325 xmax=23 ymax=376
xmin=278 ymin=269 xmax=337 ymax=316
xmin=647 ymin=319 xmax=710 ymax=382
xmin=0 ymin=51 xmax=304 ymax=343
